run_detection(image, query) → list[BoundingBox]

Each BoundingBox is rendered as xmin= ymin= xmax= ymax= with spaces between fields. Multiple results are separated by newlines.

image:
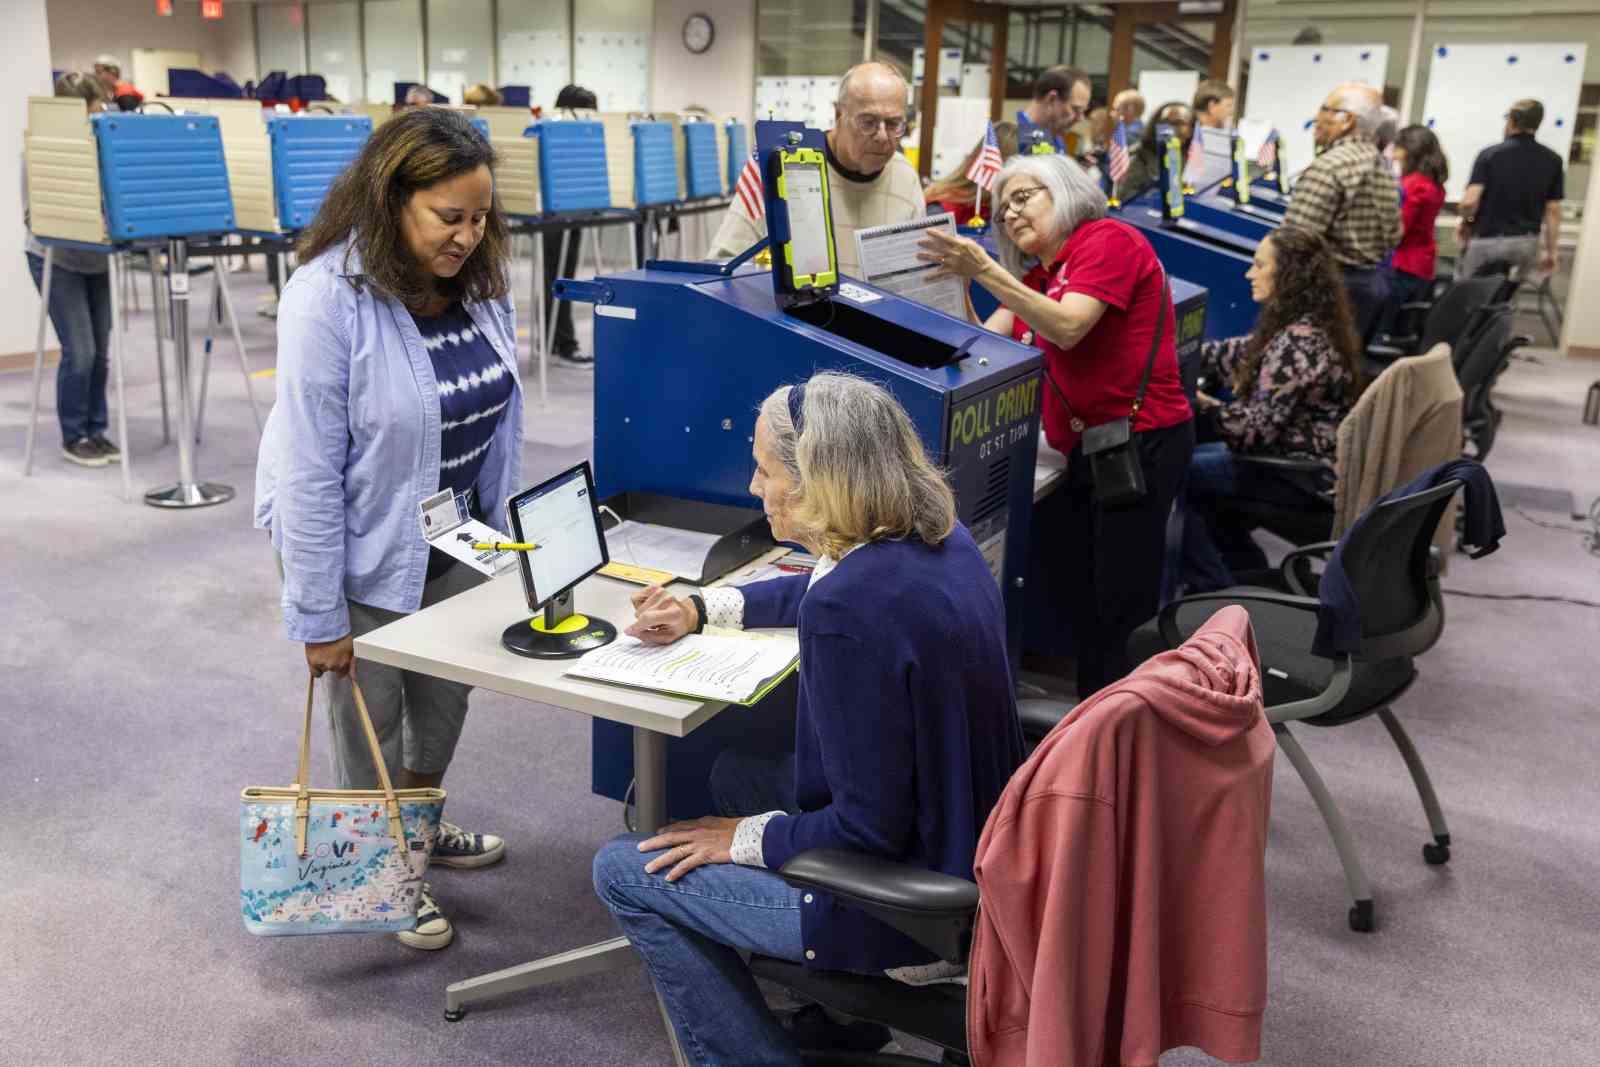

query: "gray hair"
xmin=990 ymin=154 xmax=1107 ymax=278
xmin=835 ymin=62 xmax=908 ymax=110
xmin=758 ymin=373 xmax=956 ymax=558
xmin=1332 ymin=83 xmax=1385 ymax=139
xmin=1374 ymin=105 xmax=1400 ymax=150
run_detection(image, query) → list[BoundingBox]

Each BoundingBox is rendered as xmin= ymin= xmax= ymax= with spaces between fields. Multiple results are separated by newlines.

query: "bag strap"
xmin=1131 ymin=275 xmax=1172 ymax=417
xmin=1037 ymin=271 xmax=1174 ymax=425
xmin=294 ymin=671 xmax=409 ymax=858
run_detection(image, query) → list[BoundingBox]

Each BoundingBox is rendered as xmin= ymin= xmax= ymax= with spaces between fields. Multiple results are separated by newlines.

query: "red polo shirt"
xmin=1012 ymin=218 xmax=1192 ymax=453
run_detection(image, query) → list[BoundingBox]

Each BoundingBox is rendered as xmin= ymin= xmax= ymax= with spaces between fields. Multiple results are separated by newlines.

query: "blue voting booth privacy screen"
xmin=94 ymin=113 xmax=234 ymax=239
xmin=683 ymin=122 xmax=722 ymax=199
xmin=267 ymin=115 xmax=372 ymax=231
xmin=632 ymin=121 xmax=679 ymax=206
xmin=537 ymin=120 xmax=612 ymax=214
xmin=725 ymin=122 xmax=748 ymax=193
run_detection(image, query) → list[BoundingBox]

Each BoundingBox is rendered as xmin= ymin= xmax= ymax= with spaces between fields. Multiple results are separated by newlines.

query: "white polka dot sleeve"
xmin=730 ymin=811 xmax=782 ymax=867
xmin=701 ymin=587 xmax=746 ymax=630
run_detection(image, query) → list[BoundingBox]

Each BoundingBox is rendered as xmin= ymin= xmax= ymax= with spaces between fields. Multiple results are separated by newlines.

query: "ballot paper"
xmin=566 ymin=631 xmax=801 ymax=705
xmin=417 ymin=488 xmax=518 ymax=578
xmin=852 ymin=213 xmax=969 ymax=320
xmin=605 ymin=520 xmax=722 ymax=581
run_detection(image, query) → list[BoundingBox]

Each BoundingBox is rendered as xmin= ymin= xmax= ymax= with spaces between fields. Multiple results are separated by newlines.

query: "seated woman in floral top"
xmin=1183 ymin=226 xmax=1365 ymax=591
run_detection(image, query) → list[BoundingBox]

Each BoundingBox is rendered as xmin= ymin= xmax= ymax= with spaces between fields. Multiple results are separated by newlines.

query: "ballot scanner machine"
xmin=561 ymin=121 xmax=1046 ymax=818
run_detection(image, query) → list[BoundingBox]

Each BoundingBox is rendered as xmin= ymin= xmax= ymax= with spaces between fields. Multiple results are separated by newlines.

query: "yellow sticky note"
xmin=600 ymin=561 xmax=678 ymax=587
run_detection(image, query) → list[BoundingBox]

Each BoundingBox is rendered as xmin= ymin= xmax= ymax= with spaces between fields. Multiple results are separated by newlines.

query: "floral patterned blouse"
xmin=1200 ymin=317 xmax=1356 ymax=465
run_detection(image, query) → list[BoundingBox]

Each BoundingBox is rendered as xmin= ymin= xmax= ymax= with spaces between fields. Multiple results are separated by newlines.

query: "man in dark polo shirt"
xmin=1458 ymin=99 xmax=1565 ymax=281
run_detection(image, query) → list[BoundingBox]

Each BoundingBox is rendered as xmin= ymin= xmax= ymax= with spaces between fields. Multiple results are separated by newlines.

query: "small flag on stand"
xmin=1256 ymin=130 xmax=1279 ymax=171
xmin=1107 ymin=121 xmax=1131 ymax=185
xmin=735 ymin=150 xmax=764 ymax=219
xmin=965 ymin=121 xmax=1004 ymax=193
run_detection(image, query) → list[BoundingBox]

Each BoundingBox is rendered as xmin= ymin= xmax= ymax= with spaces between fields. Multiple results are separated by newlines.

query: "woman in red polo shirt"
xmin=921 ymin=153 xmax=1193 ymax=696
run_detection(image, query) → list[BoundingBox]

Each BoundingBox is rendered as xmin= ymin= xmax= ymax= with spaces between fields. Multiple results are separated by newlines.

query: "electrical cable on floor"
xmin=1442 ymin=589 xmax=1600 ymax=609
xmin=1511 ymin=498 xmax=1600 ymax=558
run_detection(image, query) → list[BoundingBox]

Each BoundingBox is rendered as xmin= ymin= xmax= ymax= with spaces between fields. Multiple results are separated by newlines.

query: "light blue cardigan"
xmin=254 ymin=238 xmax=523 ymax=643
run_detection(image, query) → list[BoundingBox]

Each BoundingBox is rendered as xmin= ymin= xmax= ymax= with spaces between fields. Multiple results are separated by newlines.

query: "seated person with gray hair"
xmin=706 ymin=62 xmax=923 ymax=278
xmin=1283 ymin=82 xmax=1402 ymax=342
xmin=593 ymin=372 xmax=1024 ymax=1064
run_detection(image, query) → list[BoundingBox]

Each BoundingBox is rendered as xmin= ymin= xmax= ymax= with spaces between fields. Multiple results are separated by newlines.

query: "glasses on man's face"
xmin=1318 ymin=105 xmax=1350 ymax=118
xmin=998 ymin=185 xmax=1047 ymax=219
xmin=851 ymin=112 xmax=908 ymax=138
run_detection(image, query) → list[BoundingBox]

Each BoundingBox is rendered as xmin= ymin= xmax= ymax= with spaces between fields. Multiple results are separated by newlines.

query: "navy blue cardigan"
xmin=740 ymin=523 xmax=1024 ymax=972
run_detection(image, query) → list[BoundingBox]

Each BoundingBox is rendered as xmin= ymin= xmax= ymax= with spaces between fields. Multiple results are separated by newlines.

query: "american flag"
xmin=735 ymin=150 xmax=764 ymax=219
xmin=1256 ymin=130 xmax=1279 ymax=170
xmin=965 ymin=121 xmax=1004 ymax=193
xmin=1107 ymin=121 xmax=1130 ymax=184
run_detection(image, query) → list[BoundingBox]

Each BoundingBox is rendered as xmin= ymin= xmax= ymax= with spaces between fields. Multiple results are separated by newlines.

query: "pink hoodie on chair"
xmin=968 ymin=606 xmax=1274 ymax=1067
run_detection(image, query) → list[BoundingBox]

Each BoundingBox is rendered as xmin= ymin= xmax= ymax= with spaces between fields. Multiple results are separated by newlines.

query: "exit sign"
xmin=201 ymin=0 xmax=224 ymax=18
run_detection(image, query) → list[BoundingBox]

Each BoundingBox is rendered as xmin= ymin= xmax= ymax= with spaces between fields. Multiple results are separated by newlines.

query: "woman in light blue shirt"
xmin=254 ymin=107 xmax=523 ymax=951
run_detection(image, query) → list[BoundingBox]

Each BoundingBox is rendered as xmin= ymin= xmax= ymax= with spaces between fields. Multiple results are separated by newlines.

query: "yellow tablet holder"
xmin=774 ymin=146 xmax=839 ymax=293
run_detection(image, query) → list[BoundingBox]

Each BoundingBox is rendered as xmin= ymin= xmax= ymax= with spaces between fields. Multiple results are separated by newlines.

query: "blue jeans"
xmin=1182 ymin=441 xmax=1330 ymax=592
xmin=27 ymin=253 xmax=112 ymax=445
xmin=1375 ymin=268 xmax=1430 ymax=342
xmin=594 ymin=749 xmax=804 ymax=1065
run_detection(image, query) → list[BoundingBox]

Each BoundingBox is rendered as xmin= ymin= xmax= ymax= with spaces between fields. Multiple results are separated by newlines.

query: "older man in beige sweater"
xmin=707 ymin=61 xmax=924 ymax=278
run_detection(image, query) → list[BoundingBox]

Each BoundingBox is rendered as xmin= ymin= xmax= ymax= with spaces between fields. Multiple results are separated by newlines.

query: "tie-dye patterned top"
xmin=1200 ymin=317 xmax=1356 ymax=465
xmin=413 ymin=301 xmax=515 ymax=577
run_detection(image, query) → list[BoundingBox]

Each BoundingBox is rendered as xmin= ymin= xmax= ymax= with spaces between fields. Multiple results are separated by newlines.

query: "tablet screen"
xmin=507 ymin=462 xmax=607 ymax=611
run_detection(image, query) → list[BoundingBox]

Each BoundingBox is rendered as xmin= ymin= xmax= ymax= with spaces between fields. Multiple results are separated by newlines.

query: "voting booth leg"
xmin=441 ymin=727 xmax=673 ymax=1026
xmin=146 ymin=253 xmax=172 ymax=446
xmin=22 ymin=245 xmax=52 ymax=477
xmin=544 ymin=228 xmax=572 ymax=358
xmin=108 ymin=254 xmax=134 ymax=501
xmin=193 ymin=273 xmax=218 ymax=444
xmin=144 ymin=238 xmax=234 ymax=509
xmin=530 ymin=231 xmax=548 ymax=406
xmin=214 ymin=262 xmax=263 ymax=438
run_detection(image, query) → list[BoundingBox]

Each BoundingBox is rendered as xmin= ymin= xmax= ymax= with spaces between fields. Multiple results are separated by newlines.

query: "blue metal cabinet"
xmin=93 ymin=113 xmax=234 ymax=239
xmin=1119 ymin=202 xmax=1259 ymax=341
xmin=266 ymin=114 xmax=372 ymax=231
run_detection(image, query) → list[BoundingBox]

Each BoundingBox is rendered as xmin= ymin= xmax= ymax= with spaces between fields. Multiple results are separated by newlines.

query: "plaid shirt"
xmin=1285 ymin=135 xmax=1401 ymax=269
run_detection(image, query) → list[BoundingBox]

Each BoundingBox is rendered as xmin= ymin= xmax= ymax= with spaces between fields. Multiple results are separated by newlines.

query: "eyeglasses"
xmin=998 ymin=185 xmax=1048 ymax=218
xmin=1317 ymin=105 xmax=1351 ymax=117
xmin=850 ymin=112 xmax=908 ymax=138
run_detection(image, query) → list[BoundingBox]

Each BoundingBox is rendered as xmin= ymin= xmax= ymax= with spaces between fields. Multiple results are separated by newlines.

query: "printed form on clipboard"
xmin=852 ymin=212 xmax=969 ymax=320
xmin=566 ymin=629 xmax=800 ymax=705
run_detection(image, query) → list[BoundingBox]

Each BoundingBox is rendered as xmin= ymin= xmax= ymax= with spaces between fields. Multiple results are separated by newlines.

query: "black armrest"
xmin=1278 ymin=540 xmax=1338 ymax=596
xmin=1157 ymin=591 xmax=1354 ymax=723
xmin=1366 ymin=342 xmax=1409 ymax=361
xmin=1232 ymin=454 xmax=1324 ymax=474
xmin=776 ymin=849 xmax=979 ymax=964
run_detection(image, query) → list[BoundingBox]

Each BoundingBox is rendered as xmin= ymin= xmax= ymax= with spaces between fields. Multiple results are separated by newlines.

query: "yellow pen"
xmin=470 ymin=541 xmax=540 ymax=552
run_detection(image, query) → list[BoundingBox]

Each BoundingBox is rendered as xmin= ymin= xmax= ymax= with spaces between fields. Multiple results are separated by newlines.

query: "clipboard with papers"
xmin=851 ymin=212 xmax=970 ymax=321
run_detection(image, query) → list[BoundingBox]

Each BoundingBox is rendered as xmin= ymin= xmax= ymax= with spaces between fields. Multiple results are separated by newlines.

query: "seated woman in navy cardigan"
xmin=593 ymin=372 xmax=1024 ymax=1065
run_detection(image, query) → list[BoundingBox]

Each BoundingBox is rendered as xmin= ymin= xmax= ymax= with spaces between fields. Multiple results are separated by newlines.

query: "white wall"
xmin=1561 ymin=159 xmax=1600 ymax=357
xmin=652 ymin=0 xmax=755 ymax=126
xmin=47 ymin=0 xmax=257 ymax=89
xmin=3 ymin=0 xmax=55 ymax=358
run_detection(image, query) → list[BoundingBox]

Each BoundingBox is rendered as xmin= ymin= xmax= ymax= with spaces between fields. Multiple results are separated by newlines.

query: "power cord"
xmin=1512 ymin=497 xmax=1600 ymax=558
xmin=1442 ymin=589 xmax=1600 ymax=609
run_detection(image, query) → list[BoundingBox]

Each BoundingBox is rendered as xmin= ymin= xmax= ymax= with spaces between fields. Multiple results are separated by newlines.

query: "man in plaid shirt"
xmin=1285 ymin=83 xmax=1401 ymax=342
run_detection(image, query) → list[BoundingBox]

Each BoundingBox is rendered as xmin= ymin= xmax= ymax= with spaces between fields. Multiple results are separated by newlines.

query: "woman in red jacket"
xmin=1377 ymin=125 xmax=1447 ymax=339
xmin=923 ymin=121 xmax=1018 ymax=226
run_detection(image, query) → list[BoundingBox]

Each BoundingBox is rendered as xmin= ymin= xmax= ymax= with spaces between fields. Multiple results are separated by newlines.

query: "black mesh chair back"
xmin=1419 ymin=276 xmax=1504 ymax=356
xmin=1456 ymin=308 xmax=1511 ymax=396
xmin=1336 ymin=479 xmax=1458 ymax=660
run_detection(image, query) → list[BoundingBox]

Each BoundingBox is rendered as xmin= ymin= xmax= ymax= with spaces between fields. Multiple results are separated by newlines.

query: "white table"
xmin=1034 ymin=444 xmax=1069 ymax=502
xmin=354 ymin=568 xmax=720 ymax=1053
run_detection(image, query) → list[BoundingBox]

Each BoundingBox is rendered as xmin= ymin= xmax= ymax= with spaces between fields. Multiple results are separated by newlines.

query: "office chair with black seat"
xmin=1455 ymin=305 xmax=1531 ymax=461
xmin=753 ymin=608 xmax=1276 ymax=1067
xmin=1123 ymin=473 xmax=1497 ymax=933
xmin=1366 ymin=274 xmax=1502 ymax=373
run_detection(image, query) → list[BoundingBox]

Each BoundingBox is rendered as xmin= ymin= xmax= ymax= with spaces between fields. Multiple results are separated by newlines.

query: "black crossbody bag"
xmin=1040 ymin=276 xmax=1171 ymax=511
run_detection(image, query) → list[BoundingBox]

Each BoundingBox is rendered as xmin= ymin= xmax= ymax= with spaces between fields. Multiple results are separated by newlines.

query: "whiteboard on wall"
xmin=1137 ymin=71 xmax=1199 ymax=122
xmin=1243 ymin=44 xmax=1388 ymax=183
xmin=574 ymin=32 xmax=648 ymax=113
xmin=500 ymin=30 xmax=569 ymax=112
xmin=932 ymin=97 xmax=990 ymax=181
xmin=754 ymin=76 xmax=838 ymax=130
xmin=1420 ymin=43 xmax=1585 ymax=203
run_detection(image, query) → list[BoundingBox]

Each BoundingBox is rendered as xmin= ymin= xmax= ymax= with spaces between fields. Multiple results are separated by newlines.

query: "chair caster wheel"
xmin=444 ymin=1007 xmax=467 ymax=1022
xmin=1348 ymin=899 xmax=1375 ymax=933
xmin=1423 ymin=842 xmax=1451 ymax=865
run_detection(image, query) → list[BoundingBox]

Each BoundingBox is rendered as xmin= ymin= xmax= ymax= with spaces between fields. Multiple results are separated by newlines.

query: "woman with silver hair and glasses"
xmin=919 ymin=153 xmax=1193 ymax=696
xmin=593 ymin=372 xmax=1024 ymax=1065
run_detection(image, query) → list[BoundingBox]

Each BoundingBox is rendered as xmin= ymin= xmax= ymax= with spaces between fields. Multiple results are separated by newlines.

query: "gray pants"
xmin=311 ymin=561 xmax=484 ymax=789
xmin=1458 ymin=234 xmax=1540 ymax=282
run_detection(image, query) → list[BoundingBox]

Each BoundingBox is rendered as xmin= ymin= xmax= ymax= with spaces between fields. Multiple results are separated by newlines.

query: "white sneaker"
xmin=431 ymin=820 xmax=506 ymax=869
xmin=396 ymin=882 xmax=454 ymax=950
